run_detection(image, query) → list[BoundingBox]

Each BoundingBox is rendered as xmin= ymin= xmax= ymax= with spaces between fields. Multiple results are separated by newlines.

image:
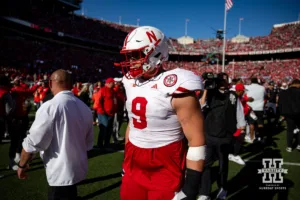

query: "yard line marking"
xmin=283 ymin=162 xmax=300 ymax=166
xmin=244 ymin=160 xmax=300 ymax=166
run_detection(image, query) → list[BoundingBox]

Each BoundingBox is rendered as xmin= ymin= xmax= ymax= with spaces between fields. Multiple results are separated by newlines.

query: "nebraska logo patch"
xmin=164 ymin=74 xmax=177 ymax=87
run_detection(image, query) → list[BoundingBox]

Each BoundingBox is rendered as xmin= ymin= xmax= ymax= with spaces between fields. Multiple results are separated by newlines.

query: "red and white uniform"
xmin=121 ymin=68 xmax=203 ymax=200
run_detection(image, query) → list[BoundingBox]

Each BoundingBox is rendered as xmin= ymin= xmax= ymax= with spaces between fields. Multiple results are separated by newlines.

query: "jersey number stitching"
xmin=132 ymin=97 xmax=148 ymax=129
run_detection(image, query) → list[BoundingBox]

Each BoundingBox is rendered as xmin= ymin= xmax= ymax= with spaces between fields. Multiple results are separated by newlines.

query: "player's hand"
xmin=17 ymin=164 xmax=29 ymax=180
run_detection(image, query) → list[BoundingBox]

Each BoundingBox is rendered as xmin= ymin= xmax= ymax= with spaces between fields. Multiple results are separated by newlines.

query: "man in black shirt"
xmin=0 ymin=75 xmax=14 ymax=141
xmin=266 ymin=81 xmax=278 ymax=115
xmin=199 ymin=74 xmax=245 ymax=200
xmin=278 ymin=79 xmax=300 ymax=152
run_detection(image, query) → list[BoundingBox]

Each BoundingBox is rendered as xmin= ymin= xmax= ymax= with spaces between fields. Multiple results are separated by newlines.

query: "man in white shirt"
xmin=245 ymin=78 xmax=266 ymax=142
xmin=17 ymin=69 xmax=94 ymax=200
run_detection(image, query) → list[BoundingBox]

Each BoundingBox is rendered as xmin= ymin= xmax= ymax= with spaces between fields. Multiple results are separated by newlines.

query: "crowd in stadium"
xmin=2 ymin=8 xmax=300 ymax=85
xmin=20 ymin=8 xmax=132 ymax=46
xmin=227 ymin=23 xmax=300 ymax=52
xmin=13 ymin=5 xmax=300 ymax=55
xmin=169 ymin=38 xmax=223 ymax=54
xmin=0 ymin=36 xmax=122 ymax=82
xmin=1 ymin=36 xmax=299 ymax=86
xmin=165 ymin=59 xmax=300 ymax=84
xmin=169 ymin=22 xmax=300 ymax=53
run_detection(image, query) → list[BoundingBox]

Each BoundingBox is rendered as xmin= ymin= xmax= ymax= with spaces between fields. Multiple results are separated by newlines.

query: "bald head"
xmin=50 ymin=69 xmax=73 ymax=94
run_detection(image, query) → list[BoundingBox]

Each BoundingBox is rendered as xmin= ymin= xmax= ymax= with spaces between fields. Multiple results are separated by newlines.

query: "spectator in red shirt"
xmin=20 ymin=80 xmax=28 ymax=89
xmin=96 ymin=78 xmax=117 ymax=150
xmin=92 ymin=87 xmax=101 ymax=125
xmin=72 ymin=82 xmax=81 ymax=96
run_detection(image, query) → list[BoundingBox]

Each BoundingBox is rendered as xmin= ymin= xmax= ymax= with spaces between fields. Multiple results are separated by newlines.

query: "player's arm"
xmin=18 ymin=105 xmax=54 ymax=179
xmin=172 ymin=92 xmax=205 ymax=199
xmin=200 ymin=89 xmax=207 ymax=107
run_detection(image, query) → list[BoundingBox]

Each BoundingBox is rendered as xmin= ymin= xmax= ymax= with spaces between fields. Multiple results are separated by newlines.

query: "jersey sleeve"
xmin=171 ymin=69 xmax=204 ymax=95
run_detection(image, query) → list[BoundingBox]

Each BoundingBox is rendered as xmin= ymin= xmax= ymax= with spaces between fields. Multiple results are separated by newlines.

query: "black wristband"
xmin=17 ymin=162 xmax=27 ymax=169
xmin=182 ymin=168 xmax=202 ymax=199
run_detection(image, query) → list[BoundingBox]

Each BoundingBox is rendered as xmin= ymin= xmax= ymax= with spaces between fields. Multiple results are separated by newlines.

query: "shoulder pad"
xmin=122 ymin=75 xmax=134 ymax=89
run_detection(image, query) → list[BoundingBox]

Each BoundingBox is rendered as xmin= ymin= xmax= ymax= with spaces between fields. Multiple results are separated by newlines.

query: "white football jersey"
xmin=122 ymin=68 xmax=203 ymax=148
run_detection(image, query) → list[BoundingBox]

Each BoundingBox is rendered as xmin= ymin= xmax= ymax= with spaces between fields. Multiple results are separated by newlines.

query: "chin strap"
xmin=142 ymin=67 xmax=160 ymax=79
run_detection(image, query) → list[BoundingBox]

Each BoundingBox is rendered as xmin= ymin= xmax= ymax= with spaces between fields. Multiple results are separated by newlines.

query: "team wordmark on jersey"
xmin=163 ymin=74 xmax=177 ymax=87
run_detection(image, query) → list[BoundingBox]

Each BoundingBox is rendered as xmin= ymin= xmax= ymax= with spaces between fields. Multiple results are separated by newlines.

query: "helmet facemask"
xmin=120 ymin=45 xmax=165 ymax=79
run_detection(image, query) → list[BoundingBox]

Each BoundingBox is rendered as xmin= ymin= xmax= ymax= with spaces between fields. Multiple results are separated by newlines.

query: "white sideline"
xmin=244 ymin=160 xmax=300 ymax=166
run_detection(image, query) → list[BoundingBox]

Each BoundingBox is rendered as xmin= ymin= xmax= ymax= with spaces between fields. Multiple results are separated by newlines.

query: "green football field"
xmin=0 ymin=114 xmax=300 ymax=200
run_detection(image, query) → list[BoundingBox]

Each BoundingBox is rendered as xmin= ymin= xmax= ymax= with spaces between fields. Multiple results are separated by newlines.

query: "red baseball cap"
xmin=106 ymin=77 xmax=115 ymax=84
xmin=235 ymin=83 xmax=245 ymax=91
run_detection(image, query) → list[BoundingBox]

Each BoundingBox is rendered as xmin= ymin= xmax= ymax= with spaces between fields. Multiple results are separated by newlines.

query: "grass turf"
xmin=0 ymin=116 xmax=300 ymax=200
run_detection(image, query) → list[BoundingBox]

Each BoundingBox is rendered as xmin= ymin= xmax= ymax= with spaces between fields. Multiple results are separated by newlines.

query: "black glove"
xmin=173 ymin=168 xmax=202 ymax=200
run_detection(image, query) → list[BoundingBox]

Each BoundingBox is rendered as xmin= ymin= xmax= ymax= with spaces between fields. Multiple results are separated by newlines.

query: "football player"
xmin=117 ymin=26 xmax=205 ymax=200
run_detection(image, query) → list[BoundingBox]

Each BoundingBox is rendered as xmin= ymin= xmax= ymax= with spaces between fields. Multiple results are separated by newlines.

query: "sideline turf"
xmin=0 ymin=118 xmax=299 ymax=199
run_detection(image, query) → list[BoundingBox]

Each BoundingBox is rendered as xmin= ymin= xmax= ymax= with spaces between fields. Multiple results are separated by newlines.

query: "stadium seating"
xmin=226 ymin=59 xmax=300 ymax=82
xmin=14 ymin=8 xmax=300 ymax=54
xmin=168 ymin=23 xmax=300 ymax=53
xmin=227 ymin=23 xmax=300 ymax=52
xmin=165 ymin=59 xmax=300 ymax=84
xmin=0 ymin=36 xmax=122 ymax=82
xmin=21 ymin=9 xmax=129 ymax=46
xmin=2 ymin=10 xmax=300 ymax=84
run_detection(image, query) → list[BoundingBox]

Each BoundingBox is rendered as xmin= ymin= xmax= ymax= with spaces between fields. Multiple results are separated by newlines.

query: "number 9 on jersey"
xmin=132 ymin=97 xmax=148 ymax=129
